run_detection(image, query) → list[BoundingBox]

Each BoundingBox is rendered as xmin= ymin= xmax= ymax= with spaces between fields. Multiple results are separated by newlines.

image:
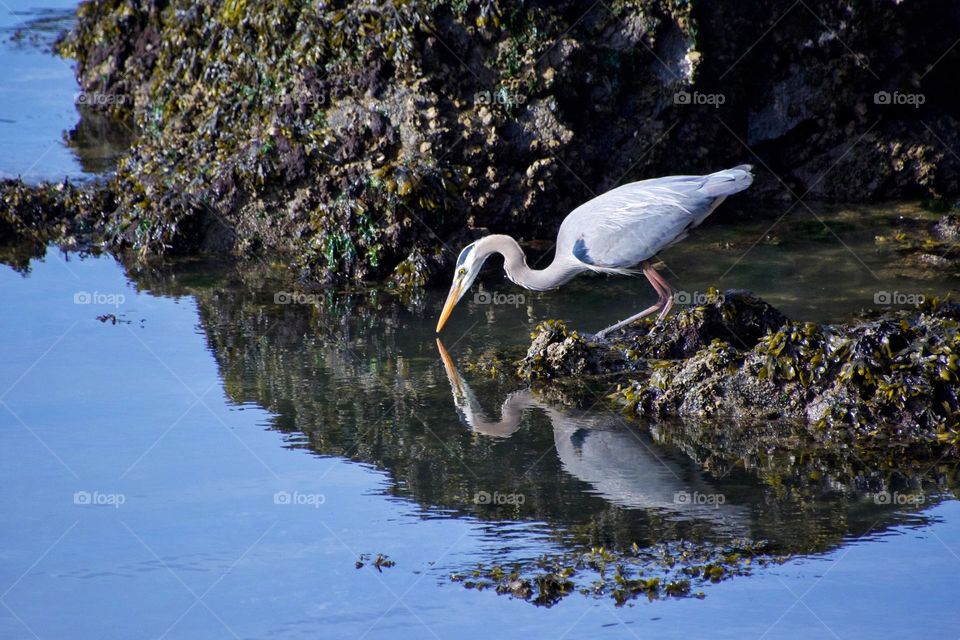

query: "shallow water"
xmin=2 ymin=2 xmax=960 ymax=638
xmin=1 ymin=244 xmax=958 ymax=639
xmin=0 ymin=1 xmax=131 ymax=181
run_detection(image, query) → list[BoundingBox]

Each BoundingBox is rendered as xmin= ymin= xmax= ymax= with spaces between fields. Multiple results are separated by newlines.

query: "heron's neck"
xmin=476 ymin=234 xmax=581 ymax=291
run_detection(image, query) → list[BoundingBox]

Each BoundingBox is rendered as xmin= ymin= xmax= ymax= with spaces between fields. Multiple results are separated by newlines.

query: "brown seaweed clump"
xmin=520 ymin=290 xmax=960 ymax=452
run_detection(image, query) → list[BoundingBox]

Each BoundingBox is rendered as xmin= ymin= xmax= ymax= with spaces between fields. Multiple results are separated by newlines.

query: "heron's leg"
xmin=646 ymin=266 xmax=675 ymax=322
xmin=594 ymin=262 xmax=667 ymax=340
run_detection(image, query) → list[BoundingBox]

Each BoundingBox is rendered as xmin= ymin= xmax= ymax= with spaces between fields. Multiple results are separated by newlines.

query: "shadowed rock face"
xmin=38 ymin=0 xmax=960 ymax=286
xmin=519 ymin=290 xmax=960 ymax=453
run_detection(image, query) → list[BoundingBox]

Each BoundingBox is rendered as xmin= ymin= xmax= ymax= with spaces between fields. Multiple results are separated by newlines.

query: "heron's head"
xmin=436 ymin=241 xmax=486 ymax=332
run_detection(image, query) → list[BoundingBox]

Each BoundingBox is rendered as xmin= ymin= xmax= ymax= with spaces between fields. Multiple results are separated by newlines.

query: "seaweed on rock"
xmin=33 ymin=0 xmax=960 ymax=287
xmin=520 ymin=290 xmax=960 ymax=455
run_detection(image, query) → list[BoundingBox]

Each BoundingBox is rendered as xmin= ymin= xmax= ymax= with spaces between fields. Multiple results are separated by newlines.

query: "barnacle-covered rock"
xmin=664 ymin=303 xmax=955 ymax=442
xmin=619 ymin=288 xmax=787 ymax=359
xmin=519 ymin=320 xmax=595 ymax=380
xmin=517 ymin=290 xmax=960 ymax=454
xmin=933 ymin=214 xmax=960 ymax=242
xmin=36 ymin=0 xmax=960 ymax=287
xmin=519 ymin=290 xmax=784 ymax=380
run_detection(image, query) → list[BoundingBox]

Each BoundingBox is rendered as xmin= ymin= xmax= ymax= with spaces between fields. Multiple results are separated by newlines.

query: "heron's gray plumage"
xmin=558 ymin=165 xmax=754 ymax=274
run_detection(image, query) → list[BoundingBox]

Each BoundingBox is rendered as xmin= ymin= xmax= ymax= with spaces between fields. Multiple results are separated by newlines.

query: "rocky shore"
xmin=518 ymin=288 xmax=960 ymax=456
xmin=3 ymin=0 xmax=959 ymax=451
xmin=5 ymin=0 xmax=960 ymax=287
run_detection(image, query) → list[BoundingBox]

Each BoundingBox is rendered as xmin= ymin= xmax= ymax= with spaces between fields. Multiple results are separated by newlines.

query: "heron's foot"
xmin=581 ymin=329 xmax=622 ymax=342
xmin=592 ymin=320 xmax=650 ymax=342
xmin=594 ymin=297 xmax=672 ymax=341
xmin=592 ymin=322 xmax=639 ymax=342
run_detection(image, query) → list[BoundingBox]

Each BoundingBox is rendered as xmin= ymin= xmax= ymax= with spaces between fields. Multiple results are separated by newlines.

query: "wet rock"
xmin=519 ymin=320 xmax=595 ymax=380
xmin=41 ymin=0 xmax=960 ymax=286
xmin=517 ymin=290 xmax=960 ymax=453
xmin=747 ymin=68 xmax=817 ymax=145
xmin=499 ymin=579 xmax=532 ymax=600
xmin=662 ymin=306 xmax=957 ymax=440
xmin=916 ymin=253 xmax=953 ymax=269
xmin=519 ymin=290 xmax=784 ymax=379
xmin=621 ymin=289 xmax=787 ymax=359
xmin=875 ymin=210 xmax=960 ymax=278
xmin=0 ymin=178 xmax=116 ymax=262
xmin=934 ymin=214 xmax=960 ymax=242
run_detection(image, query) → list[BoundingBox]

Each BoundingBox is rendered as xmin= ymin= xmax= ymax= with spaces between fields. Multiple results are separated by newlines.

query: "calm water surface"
xmin=1 ymin=239 xmax=958 ymax=639
xmin=0 ymin=1 xmax=131 ymax=181
xmin=2 ymin=2 xmax=960 ymax=638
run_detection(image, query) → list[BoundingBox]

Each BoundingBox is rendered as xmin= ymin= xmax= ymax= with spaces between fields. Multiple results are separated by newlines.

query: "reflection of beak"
xmin=435 ymin=281 xmax=463 ymax=333
xmin=435 ymin=338 xmax=463 ymax=395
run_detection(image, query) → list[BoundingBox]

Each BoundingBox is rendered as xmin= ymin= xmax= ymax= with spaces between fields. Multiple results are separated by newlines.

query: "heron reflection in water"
xmin=436 ymin=166 xmax=754 ymax=337
xmin=436 ymin=340 xmax=750 ymax=532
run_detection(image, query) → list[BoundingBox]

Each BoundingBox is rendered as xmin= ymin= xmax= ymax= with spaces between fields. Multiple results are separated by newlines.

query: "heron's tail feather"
xmin=582 ymin=263 xmax=641 ymax=277
xmin=700 ymin=165 xmax=754 ymax=197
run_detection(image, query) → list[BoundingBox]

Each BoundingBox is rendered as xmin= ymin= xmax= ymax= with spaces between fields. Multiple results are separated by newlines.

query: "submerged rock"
xmin=519 ymin=290 xmax=960 ymax=451
xmin=934 ymin=214 xmax=960 ymax=243
xmin=874 ymin=211 xmax=960 ymax=278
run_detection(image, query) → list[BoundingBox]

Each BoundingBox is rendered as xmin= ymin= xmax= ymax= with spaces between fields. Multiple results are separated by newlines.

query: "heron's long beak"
xmin=436 ymin=281 xmax=463 ymax=333
xmin=435 ymin=338 xmax=464 ymax=395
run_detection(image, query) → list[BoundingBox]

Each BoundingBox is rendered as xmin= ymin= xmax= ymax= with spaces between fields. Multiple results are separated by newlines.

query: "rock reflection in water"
xmin=437 ymin=339 xmax=752 ymax=534
xmin=118 ymin=256 xmax=951 ymax=563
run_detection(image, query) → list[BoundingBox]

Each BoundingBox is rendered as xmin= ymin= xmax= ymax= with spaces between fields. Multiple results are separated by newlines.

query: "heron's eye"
xmin=458 ymin=268 xmax=466 ymax=277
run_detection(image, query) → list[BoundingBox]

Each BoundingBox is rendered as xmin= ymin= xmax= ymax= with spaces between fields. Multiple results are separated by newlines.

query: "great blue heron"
xmin=436 ymin=165 xmax=754 ymax=338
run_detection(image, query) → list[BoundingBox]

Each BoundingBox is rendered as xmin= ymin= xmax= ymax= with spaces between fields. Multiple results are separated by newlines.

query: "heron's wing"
xmin=559 ymin=166 xmax=753 ymax=270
